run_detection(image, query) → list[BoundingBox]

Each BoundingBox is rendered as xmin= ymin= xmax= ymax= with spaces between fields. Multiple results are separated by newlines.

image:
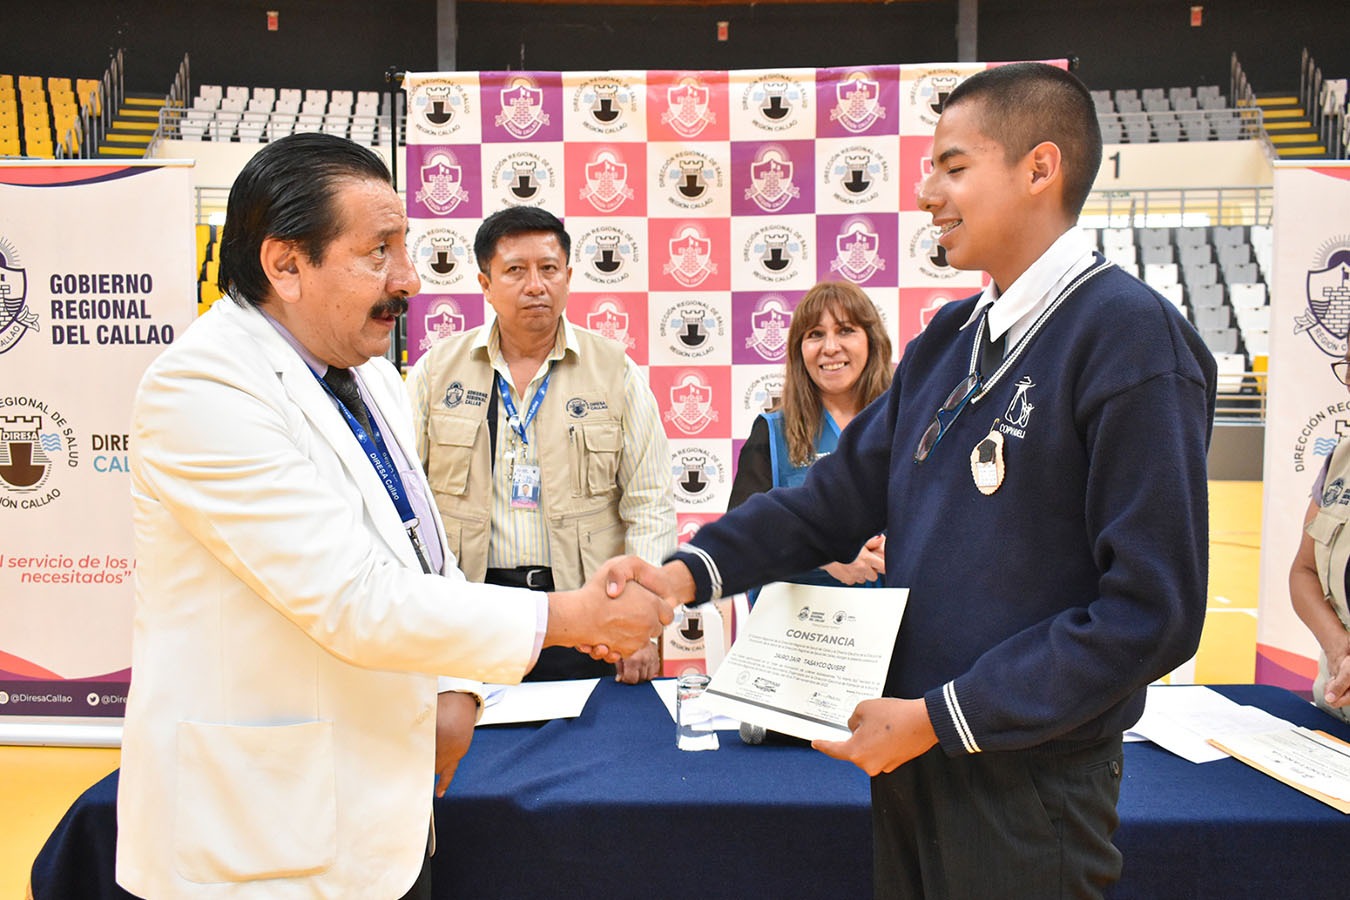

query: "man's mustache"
xmin=371 ymin=296 xmax=409 ymax=318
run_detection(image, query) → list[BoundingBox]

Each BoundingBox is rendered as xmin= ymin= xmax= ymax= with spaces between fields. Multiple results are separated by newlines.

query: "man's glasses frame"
xmin=913 ymin=372 xmax=981 ymax=463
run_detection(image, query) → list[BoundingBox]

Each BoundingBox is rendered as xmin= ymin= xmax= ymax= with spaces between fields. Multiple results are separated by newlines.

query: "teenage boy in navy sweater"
xmin=639 ymin=62 xmax=1217 ymax=897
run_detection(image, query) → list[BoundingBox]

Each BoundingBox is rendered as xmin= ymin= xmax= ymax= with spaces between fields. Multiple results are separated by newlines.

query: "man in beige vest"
xmin=409 ymin=207 xmax=676 ymax=683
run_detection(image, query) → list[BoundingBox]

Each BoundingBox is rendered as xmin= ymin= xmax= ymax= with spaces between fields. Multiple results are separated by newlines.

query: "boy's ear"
xmin=1026 ymin=141 xmax=1063 ymax=196
xmin=260 ymin=237 xmax=303 ymax=304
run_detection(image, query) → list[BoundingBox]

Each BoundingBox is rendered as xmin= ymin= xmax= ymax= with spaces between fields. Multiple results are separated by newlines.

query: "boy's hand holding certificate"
xmin=703 ymin=581 xmax=908 ymax=742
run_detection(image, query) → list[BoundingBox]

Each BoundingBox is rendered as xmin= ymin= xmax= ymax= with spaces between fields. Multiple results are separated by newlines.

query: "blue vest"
xmin=762 ymin=410 xmax=881 ymax=590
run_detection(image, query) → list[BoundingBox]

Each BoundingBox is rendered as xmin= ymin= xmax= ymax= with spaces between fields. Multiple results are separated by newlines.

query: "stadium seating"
xmin=1091 ymin=223 xmax=1272 ymax=368
xmin=1094 ymin=84 xmax=1253 ymax=144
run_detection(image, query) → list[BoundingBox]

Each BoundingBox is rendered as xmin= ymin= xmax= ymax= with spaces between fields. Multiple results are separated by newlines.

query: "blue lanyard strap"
xmin=495 ymin=364 xmax=553 ymax=448
xmin=314 ymin=370 xmax=432 ymax=572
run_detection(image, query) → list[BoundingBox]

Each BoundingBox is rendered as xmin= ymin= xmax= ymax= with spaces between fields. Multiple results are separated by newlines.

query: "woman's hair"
xmin=777 ymin=281 xmax=893 ymax=466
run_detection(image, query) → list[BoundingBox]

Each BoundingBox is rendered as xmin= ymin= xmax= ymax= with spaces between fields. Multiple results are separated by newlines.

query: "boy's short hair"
xmin=944 ymin=62 xmax=1102 ymax=219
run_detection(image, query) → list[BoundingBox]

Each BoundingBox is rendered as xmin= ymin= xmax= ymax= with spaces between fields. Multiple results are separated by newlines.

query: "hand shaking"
xmin=542 ymin=556 xmax=676 ymax=662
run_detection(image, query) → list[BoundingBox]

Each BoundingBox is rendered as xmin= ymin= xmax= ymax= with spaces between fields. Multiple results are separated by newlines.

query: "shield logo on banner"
xmin=746 ymin=298 xmax=792 ymax=361
xmin=919 ymin=296 xmax=952 ymax=330
xmin=590 ymin=230 xmax=624 ymax=276
xmin=841 ymin=152 xmax=872 ymax=195
xmin=590 ymin=82 xmax=622 ymax=124
xmin=587 ymin=299 xmax=635 ymax=350
xmin=759 ymin=231 xmax=793 ymax=273
xmin=831 ymin=75 xmax=885 ymax=133
xmin=1295 ymin=248 xmax=1350 ymax=356
xmin=0 ymin=414 xmax=49 ymax=490
xmin=415 ymin=154 xmax=470 ymax=215
xmin=760 ymin=80 xmax=791 ymax=121
xmin=495 ymin=80 xmax=550 ymax=139
xmin=669 ymin=304 xmax=713 ymax=348
xmin=677 ymin=158 xmax=707 ymax=199
xmin=662 ymin=79 xmax=715 ymax=138
xmin=744 ymin=148 xmax=799 ymax=213
xmin=580 ymin=151 xmax=633 ymax=212
xmin=420 ymin=299 xmax=467 ymax=353
xmin=0 ymin=260 xmax=38 ymax=355
xmin=831 ymin=222 xmax=885 ymax=282
xmin=424 ymin=303 xmax=465 ymax=342
xmin=510 ymin=161 xmax=539 ymax=199
xmin=663 ymin=227 xmax=717 ymax=288
xmin=428 ymin=239 xmax=457 ymax=276
xmin=665 ymin=374 xmax=718 ymax=435
xmin=422 ymin=85 xmax=455 ymax=126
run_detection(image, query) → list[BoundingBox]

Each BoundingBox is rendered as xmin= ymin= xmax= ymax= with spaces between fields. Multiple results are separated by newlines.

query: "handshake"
xmin=542 ymin=556 xmax=695 ymax=664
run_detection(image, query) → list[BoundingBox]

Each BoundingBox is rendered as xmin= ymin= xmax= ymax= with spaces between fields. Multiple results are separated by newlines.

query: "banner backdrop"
xmin=401 ymin=63 xmax=1059 ymax=529
xmin=1257 ymin=163 xmax=1350 ymax=690
xmin=0 ymin=162 xmax=195 ymax=742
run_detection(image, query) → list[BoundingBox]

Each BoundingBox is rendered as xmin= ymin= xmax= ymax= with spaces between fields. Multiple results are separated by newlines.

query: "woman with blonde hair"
xmin=729 ymin=280 xmax=893 ymax=588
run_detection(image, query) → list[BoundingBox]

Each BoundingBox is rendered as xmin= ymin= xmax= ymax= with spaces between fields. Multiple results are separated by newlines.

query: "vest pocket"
xmin=428 ymin=413 xmax=480 ymax=496
xmin=581 ymin=422 xmax=623 ymax=496
xmin=174 ymin=719 xmax=336 ymax=883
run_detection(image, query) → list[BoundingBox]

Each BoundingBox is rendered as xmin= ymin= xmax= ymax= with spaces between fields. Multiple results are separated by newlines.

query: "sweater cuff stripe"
xmin=943 ymin=681 xmax=981 ymax=754
xmin=680 ymin=543 xmax=723 ymax=600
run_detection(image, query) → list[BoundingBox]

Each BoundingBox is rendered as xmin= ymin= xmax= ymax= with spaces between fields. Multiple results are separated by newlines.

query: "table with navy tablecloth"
xmin=28 ymin=682 xmax=1350 ymax=899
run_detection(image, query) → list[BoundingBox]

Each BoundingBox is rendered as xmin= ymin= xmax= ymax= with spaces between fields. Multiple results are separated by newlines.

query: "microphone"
xmin=738 ymin=721 xmax=810 ymax=747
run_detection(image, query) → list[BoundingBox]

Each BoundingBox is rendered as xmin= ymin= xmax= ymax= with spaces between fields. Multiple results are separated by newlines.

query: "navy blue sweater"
xmin=673 ymin=259 xmax=1217 ymax=755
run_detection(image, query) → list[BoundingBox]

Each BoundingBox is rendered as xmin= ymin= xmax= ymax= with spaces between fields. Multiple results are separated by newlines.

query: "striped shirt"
xmin=409 ymin=318 xmax=676 ymax=571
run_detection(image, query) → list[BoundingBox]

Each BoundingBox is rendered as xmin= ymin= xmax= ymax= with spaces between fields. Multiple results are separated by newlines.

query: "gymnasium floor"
xmin=0 ymin=480 xmax=1265 ymax=898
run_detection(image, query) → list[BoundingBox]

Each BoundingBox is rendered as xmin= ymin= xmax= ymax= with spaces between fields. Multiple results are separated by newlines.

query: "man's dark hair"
xmin=944 ymin=62 xmax=1102 ymax=218
xmin=474 ymin=206 xmax=571 ymax=274
xmin=217 ymin=132 xmax=393 ymax=306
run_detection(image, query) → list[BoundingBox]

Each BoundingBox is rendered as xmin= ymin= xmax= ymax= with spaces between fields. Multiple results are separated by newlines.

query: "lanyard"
xmin=494 ymin=364 xmax=553 ymax=448
xmin=314 ymin=371 xmax=433 ymax=573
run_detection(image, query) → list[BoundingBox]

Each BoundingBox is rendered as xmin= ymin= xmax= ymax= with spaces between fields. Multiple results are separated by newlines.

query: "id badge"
xmin=511 ymin=463 xmax=542 ymax=509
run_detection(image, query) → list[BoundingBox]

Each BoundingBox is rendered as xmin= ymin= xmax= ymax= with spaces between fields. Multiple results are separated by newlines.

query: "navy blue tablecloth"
xmin=29 ymin=683 xmax=1350 ymax=899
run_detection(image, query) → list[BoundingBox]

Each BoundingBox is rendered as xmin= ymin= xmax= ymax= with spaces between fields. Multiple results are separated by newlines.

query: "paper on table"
xmin=650 ymin=678 xmax=741 ymax=730
xmin=1210 ymin=727 xmax=1350 ymax=812
xmin=476 ymin=678 xmax=600 ymax=726
xmin=1127 ymin=685 xmax=1293 ymax=763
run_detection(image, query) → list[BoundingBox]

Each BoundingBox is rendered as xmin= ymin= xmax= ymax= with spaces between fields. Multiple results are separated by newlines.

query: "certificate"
xmin=702 ymin=581 xmax=907 ymax=742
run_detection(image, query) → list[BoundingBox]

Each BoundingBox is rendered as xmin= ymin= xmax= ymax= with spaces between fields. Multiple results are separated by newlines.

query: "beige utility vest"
xmin=421 ymin=325 xmax=629 ymax=589
xmin=1308 ymin=437 xmax=1350 ymax=723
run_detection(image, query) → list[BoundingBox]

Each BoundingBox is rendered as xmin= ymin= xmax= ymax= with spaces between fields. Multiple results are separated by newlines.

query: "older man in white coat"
xmin=115 ymin=133 xmax=670 ymax=900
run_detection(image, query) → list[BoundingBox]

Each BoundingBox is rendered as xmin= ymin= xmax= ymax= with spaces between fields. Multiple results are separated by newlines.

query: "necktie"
xmin=323 ymin=366 xmax=372 ymax=434
xmin=978 ymin=322 xmax=1007 ymax=377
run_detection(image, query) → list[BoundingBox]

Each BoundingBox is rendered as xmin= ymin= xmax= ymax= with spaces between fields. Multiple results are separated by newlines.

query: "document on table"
xmin=476 ymin=678 xmax=600 ymax=726
xmin=1210 ymin=728 xmax=1350 ymax=813
xmin=1127 ymin=685 xmax=1293 ymax=763
xmin=702 ymin=581 xmax=907 ymax=743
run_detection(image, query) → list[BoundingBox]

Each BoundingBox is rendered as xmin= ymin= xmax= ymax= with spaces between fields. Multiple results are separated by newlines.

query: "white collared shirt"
xmin=961 ymin=226 xmax=1098 ymax=350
